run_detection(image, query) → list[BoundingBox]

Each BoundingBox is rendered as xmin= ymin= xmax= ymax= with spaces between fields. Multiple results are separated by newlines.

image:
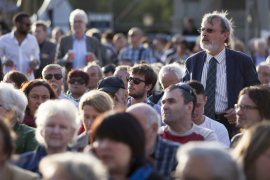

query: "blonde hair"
xmin=233 ymin=121 xmax=270 ymax=180
xmin=39 ymin=152 xmax=108 ymax=180
xmin=79 ymin=90 xmax=113 ymax=113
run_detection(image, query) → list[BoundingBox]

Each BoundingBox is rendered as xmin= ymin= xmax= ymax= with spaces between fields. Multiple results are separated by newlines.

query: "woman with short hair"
xmin=13 ymin=99 xmax=80 ymax=176
xmin=3 ymin=70 xmax=28 ymax=89
xmin=21 ymin=79 xmax=57 ymax=128
xmin=0 ymin=83 xmax=38 ymax=154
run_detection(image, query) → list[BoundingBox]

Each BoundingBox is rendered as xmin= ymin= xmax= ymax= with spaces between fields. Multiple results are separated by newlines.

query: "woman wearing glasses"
xmin=66 ymin=69 xmax=89 ymax=107
xmin=21 ymin=79 xmax=57 ymax=128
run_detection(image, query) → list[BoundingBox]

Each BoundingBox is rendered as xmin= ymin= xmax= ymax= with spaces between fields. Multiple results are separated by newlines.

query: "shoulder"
xmin=5 ymin=163 xmax=39 ymax=180
xmin=186 ymin=51 xmax=205 ymax=61
xmin=226 ymin=48 xmax=253 ymax=62
xmin=0 ymin=32 xmax=11 ymax=40
xmin=17 ymin=123 xmax=36 ymax=133
xmin=147 ymin=171 xmax=166 ymax=180
xmin=44 ymin=40 xmax=56 ymax=47
xmin=204 ymin=116 xmax=226 ymax=130
xmin=159 ymin=136 xmax=181 ymax=148
xmin=59 ymin=35 xmax=72 ymax=42
xmin=158 ymin=126 xmax=168 ymax=134
xmin=193 ymin=123 xmax=217 ymax=138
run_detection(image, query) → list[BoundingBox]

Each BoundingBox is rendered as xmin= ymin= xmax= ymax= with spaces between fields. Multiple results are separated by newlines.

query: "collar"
xmin=129 ymin=43 xmax=143 ymax=50
xmin=72 ymin=34 xmax=86 ymax=41
xmin=67 ymin=94 xmax=81 ymax=102
xmin=206 ymin=46 xmax=226 ymax=64
xmin=10 ymin=31 xmax=29 ymax=40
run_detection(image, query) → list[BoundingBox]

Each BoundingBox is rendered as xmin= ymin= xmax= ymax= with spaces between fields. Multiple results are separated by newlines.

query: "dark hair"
xmin=238 ymin=86 xmax=270 ymax=120
xmin=90 ymin=111 xmax=145 ymax=176
xmin=156 ymin=37 xmax=168 ymax=46
xmin=102 ymin=64 xmax=116 ymax=75
xmin=102 ymin=30 xmax=114 ymax=41
xmin=164 ymin=84 xmax=197 ymax=115
xmin=67 ymin=69 xmax=90 ymax=86
xmin=4 ymin=70 xmax=28 ymax=89
xmin=0 ymin=120 xmax=13 ymax=159
xmin=187 ymin=80 xmax=206 ymax=97
xmin=32 ymin=20 xmax=48 ymax=32
xmin=128 ymin=63 xmax=157 ymax=93
xmin=21 ymin=79 xmax=57 ymax=114
xmin=13 ymin=12 xmax=30 ymax=24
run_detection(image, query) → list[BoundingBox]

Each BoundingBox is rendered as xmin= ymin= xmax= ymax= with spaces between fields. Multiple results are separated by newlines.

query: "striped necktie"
xmin=204 ymin=57 xmax=217 ymax=119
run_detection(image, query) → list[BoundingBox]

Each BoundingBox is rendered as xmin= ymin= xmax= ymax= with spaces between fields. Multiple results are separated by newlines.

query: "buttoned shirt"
xmin=0 ymin=31 xmax=40 ymax=80
xmin=72 ymin=35 xmax=87 ymax=69
xmin=201 ymin=47 xmax=228 ymax=113
xmin=119 ymin=44 xmax=154 ymax=64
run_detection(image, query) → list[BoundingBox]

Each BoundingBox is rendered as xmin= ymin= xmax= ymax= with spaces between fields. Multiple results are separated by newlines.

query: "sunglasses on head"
xmin=44 ymin=74 xmax=63 ymax=80
xmin=175 ymin=82 xmax=197 ymax=106
xmin=126 ymin=76 xmax=146 ymax=85
xmin=69 ymin=78 xmax=86 ymax=85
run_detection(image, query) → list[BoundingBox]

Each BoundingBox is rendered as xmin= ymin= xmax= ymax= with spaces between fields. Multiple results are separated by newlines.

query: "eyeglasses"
xmin=175 ymin=82 xmax=197 ymax=105
xmin=234 ymin=104 xmax=259 ymax=112
xmin=69 ymin=78 xmax=86 ymax=85
xmin=126 ymin=76 xmax=146 ymax=85
xmin=44 ymin=74 xmax=63 ymax=80
xmin=197 ymin=28 xmax=223 ymax=34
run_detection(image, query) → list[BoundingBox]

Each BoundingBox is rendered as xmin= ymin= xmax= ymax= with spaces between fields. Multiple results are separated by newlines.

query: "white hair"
xmin=0 ymin=83 xmax=27 ymax=123
xmin=254 ymin=38 xmax=266 ymax=50
xmin=35 ymin=99 xmax=80 ymax=146
xmin=176 ymin=142 xmax=246 ymax=180
xmin=83 ymin=63 xmax=103 ymax=78
xmin=42 ymin=64 xmax=65 ymax=79
xmin=39 ymin=152 xmax=108 ymax=180
xmin=69 ymin=9 xmax=88 ymax=23
xmin=159 ymin=63 xmax=183 ymax=84
xmin=256 ymin=61 xmax=270 ymax=72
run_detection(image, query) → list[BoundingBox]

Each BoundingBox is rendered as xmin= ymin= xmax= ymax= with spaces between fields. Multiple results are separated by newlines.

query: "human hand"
xmin=64 ymin=52 xmax=74 ymax=63
xmin=113 ymin=93 xmax=126 ymax=109
xmin=29 ymin=60 xmax=39 ymax=70
xmin=41 ymin=53 xmax=49 ymax=59
xmin=224 ymin=108 xmax=236 ymax=124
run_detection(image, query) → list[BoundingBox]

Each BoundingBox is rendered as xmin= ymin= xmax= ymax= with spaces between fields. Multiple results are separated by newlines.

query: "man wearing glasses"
xmin=231 ymin=86 xmax=270 ymax=146
xmin=159 ymin=83 xmax=218 ymax=144
xmin=183 ymin=11 xmax=260 ymax=137
xmin=0 ymin=12 xmax=40 ymax=80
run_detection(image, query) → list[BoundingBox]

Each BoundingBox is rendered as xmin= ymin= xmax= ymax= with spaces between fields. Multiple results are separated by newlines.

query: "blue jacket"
xmin=183 ymin=47 xmax=261 ymax=109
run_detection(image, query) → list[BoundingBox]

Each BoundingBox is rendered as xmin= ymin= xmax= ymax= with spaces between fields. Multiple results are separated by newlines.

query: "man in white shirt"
xmin=187 ymin=80 xmax=230 ymax=147
xmin=0 ymin=12 xmax=40 ymax=80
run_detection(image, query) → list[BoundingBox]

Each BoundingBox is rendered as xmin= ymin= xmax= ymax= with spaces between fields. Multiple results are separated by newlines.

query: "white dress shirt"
xmin=0 ymin=32 xmax=40 ymax=80
xmin=201 ymin=47 xmax=228 ymax=113
xmin=72 ymin=35 xmax=87 ymax=69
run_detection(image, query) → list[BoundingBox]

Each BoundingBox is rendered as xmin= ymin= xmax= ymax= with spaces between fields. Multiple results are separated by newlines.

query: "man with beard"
xmin=0 ymin=12 xmax=40 ymax=80
xmin=183 ymin=11 xmax=260 ymax=137
xmin=127 ymin=63 xmax=161 ymax=115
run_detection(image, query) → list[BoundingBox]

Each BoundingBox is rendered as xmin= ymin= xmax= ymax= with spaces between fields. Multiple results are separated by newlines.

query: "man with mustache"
xmin=183 ymin=11 xmax=260 ymax=138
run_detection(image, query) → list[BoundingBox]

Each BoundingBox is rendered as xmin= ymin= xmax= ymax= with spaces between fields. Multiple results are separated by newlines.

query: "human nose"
xmin=52 ymin=126 xmax=60 ymax=133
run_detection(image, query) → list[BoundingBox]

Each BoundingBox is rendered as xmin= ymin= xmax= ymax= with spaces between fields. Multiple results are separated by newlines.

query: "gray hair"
xmin=39 ymin=152 xmax=108 ymax=180
xmin=83 ymin=63 xmax=104 ymax=78
xmin=69 ymin=9 xmax=88 ymax=23
xmin=42 ymin=64 xmax=65 ymax=79
xmin=256 ymin=61 xmax=270 ymax=72
xmin=159 ymin=63 xmax=183 ymax=84
xmin=0 ymin=83 xmax=27 ymax=123
xmin=254 ymin=38 xmax=266 ymax=50
xmin=176 ymin=142 xmax=246 ymax=180
xmin=35 ymin=99 xmax=80 ymax=146
xmin=201 ymin=11 xmax=234 ymax=46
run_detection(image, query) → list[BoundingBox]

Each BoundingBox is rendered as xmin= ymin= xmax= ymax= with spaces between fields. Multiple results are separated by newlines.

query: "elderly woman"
xmin=89 ymin=111 xmax=165 ymax=180
xmin=13 ymin=99 xmax=80 ymax=176
xmin=21 ymin=79 xmax=57 ymax=128
xmin=3 ymin=70 xmax=28 ymax=89
xmin=0 ymin=83 xmax=38 ymax=154
xmin=39 ymin=152 xmax=108 ymax=180
xmin=233 ymin=121 xmax=270 ymax=180
xmin=74 ymin=90 xmax=113 ymax=150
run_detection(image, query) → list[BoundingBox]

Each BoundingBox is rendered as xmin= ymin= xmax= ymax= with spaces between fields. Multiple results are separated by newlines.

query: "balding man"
xmin=127 ymin=103 xmax=180 ymax=180
xmin=257 ymin=62 xmax=270 ymax=85
xmin=119 ymin=27 xmax=153 ymax=64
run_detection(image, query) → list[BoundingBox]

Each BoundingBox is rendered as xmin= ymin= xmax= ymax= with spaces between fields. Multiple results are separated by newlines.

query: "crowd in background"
xmin=0 ymin=8 xmax=269 ymax=180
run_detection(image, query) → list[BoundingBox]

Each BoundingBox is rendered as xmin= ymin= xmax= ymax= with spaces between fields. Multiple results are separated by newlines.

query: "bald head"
xmin=127 ymin=103 xmax=160 ymax=129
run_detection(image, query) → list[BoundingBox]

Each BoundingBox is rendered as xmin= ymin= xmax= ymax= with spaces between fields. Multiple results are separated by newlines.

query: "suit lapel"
xmin=226 ymin=47 xmax=235 ymax=105
xmin=197 ymin=51 xmax=206 ymax=81
xmin=67 ymin=36 xmax=74 ymax=51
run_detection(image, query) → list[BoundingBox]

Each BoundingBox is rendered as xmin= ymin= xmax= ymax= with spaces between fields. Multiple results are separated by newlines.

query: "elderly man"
xmin=0 ymin=12 xmax=40 ymax=80
xmin=159 ymin=83 xmax=218 ymax=144
xmin=183 ymin=11 xmax=260 ymax=137
xmin=252 ymin=38 xmax=268 ymax=65
xmin=32 ymin=20 xmax=56 ymax=79
xmin=127 ymin=103 xmax=180 ymax=180
xmin=55 ymin=9 xmax=101 ymax=75
xmin=119 ymin=27 xmax=153 ymax=64
xmin=257 ymin=62 xmax=270 ymax=85
xmin=97 ymin=76 xmax=128 ymax=108
xmin=113 ymin=65 xmax=130 ymax=89
xmin=42 ymin=64 xmax=68 ymax=99
xmin=175 ymin=142 xmax=245 ymax=180
xmin=149 ymin=63 xmax=183 ymax=106
xmin=83 ymin=63 xmax=103 ymax=91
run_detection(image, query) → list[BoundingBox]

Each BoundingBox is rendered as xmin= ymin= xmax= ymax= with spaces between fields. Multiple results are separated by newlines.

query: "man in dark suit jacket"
xmin=32 ymin=20 xmax=56 ymax=79
xmin=183 ymin=11 xmax=260 ymax=137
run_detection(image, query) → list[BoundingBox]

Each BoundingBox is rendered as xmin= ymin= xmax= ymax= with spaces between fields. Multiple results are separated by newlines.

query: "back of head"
xmin=177 ymin=142 xmax=245 ymax=180
xmin=39 ymin=152 xmax=108 ymax=180
xmin=159 ymin=63 xmax=183 ymax=84
xmin=3 ymin=70 xmax=28 ymax=89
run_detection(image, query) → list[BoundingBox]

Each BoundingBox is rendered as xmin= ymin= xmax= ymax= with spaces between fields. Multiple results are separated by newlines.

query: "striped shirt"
xmin=201 ymin=47 xmax=228 ymax=113
xmin=119 ymin=44 xmax=154 ymax=64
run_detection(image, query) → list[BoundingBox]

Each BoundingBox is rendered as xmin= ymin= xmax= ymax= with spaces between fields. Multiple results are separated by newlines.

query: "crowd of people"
xmin=0 ymin=8 xmax=270 ymax=180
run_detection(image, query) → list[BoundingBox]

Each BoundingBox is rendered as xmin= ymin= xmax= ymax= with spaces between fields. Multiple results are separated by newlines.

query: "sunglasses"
xmin=44 ymin=74 xmax=63 ymax=80
xmin=126 ymin=76 xmax=146 ymax=85
xmin=197 ymin=28 xmax=223 ymax=34
xmin=69 ymin=78 xmax=86 ymax=85
xmin=175 ymin=83 xmax=197 ymax=106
